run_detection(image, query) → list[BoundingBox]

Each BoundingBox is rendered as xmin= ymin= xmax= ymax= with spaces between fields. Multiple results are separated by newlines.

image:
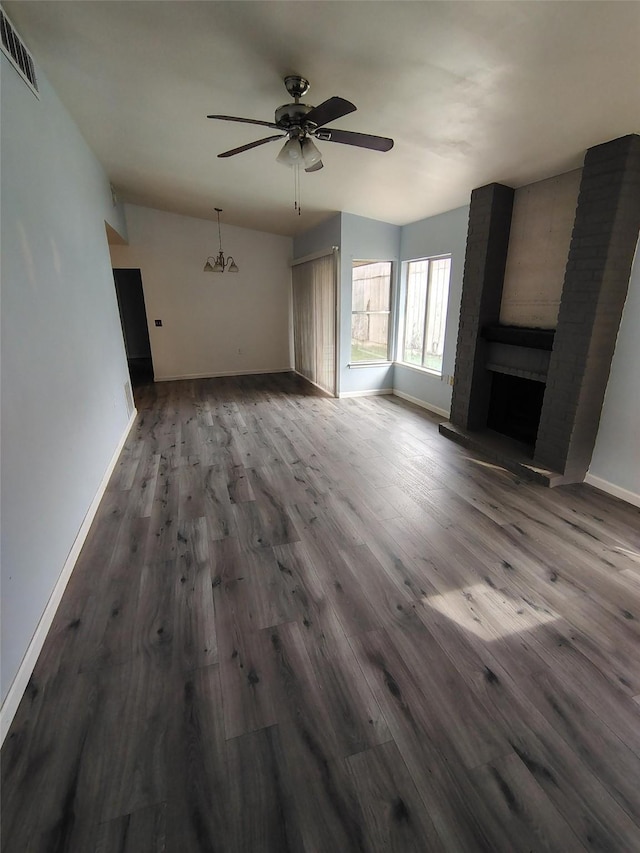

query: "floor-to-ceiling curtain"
xmin=292 ymin=252 xmax=336 ymax=395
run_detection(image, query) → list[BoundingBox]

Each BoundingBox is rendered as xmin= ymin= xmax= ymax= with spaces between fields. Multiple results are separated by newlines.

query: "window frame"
xmin=349 ymin=259 xmax=395 ymax=365
xmin=398 ymin=254 xmax=452 ymax=376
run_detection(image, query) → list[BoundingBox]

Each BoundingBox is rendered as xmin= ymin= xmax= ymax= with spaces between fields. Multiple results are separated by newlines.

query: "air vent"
xmin=1 ymin=6 xmax=39 ymax=97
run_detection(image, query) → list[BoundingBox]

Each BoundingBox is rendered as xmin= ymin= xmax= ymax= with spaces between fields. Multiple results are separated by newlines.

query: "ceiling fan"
xmin=207 ymin=75 xmax=394 ymax=172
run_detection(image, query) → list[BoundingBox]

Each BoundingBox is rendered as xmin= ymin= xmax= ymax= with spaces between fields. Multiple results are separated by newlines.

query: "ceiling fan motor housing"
xmin=275 ymin=102 xmax=314 ymax=132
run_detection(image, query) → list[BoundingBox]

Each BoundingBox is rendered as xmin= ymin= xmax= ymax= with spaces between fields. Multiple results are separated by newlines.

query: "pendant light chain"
xmin=203 ymin=207 xmax=239 ymax=273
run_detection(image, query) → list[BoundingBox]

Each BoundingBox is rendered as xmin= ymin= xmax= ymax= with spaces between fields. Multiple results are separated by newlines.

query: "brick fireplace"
xmin=440 ymin=134 xmax=640 ymax=486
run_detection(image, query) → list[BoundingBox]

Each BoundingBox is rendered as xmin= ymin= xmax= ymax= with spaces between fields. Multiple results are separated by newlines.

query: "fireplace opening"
xmin=487 ymin=373 xmax=545 ymax=450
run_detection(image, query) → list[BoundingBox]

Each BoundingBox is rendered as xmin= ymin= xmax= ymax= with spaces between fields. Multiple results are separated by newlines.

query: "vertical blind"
xmin=292 ymin=252 xmax=336 ymax=395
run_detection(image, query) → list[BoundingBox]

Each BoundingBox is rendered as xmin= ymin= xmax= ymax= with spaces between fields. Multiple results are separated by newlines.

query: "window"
xmin=350 ymin=261 xmax=393 ymax=363
xmin=401 ymin=256 xmax=451 ymax=374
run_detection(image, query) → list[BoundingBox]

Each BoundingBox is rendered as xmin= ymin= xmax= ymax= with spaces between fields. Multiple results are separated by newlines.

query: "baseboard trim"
xmin=584 ymin=473 xmax=640 ymax=508
xmin=293 ymin=370 xmax=336 ymax=397
xmin=155 ymin=368 xmax=292 ymax=382
xmin=391 ymin=389 xmax=450 ymax=419
xmin=0 ymin=409 xmax=138 ymax=745
xmin=338 ymin=388 xmax=393 ymax=398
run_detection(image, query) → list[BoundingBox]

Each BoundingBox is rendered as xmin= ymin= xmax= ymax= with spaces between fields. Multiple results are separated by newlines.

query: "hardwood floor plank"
xmin=134 ymin=559 xmax=176 ymax=666
xmin=271 ymin=541 xmax=348 ymax=660
xmin=1 ymin=670 xmax=102 ymax=852
xmin=483 ymin=675 xmax=640 ymax=850
xmin=95 ymin=803 xmax=167 ymax=853
xmin=165 ymin=665 xmax=229 ymax=852
xmin=226 ymin=726 xmax=304 ymax=852
xmin=471 ymin=752 xmax=586 ymax=852
xmin=211 ymin=539 xmax=278 ymax=739
xmin=174 ymin=518 xmax=218 ymax=671
xmin=265 ymin=621 xmax=384 ymax=761
xmin=241 ymin=541 xmax=300 ymax=630
xmin=78 ymin=515 xmax=148 ymax=673
xmin=225 ymin=460 xmax=255 ymax=504
xmin=270 ymin=717 xmax=368 ymax=851
xmin=384 ymin=620 xmax=512 ymax=769
xmin=96 ymin=657 xmax=170 ymax=823
xmin=300 ymin=536 xmax=380 ymax=637
xmin=201 ymin=464 xmax=237 ymax=541
xmin=348 ymin=628 xmax=515 ymax=850
xmin=346 ymin=741 xmax=446 ymax=852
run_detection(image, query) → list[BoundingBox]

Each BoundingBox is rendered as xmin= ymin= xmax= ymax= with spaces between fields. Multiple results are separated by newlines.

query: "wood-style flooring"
xmin=3 ymin=372 xmax=640 ymax=852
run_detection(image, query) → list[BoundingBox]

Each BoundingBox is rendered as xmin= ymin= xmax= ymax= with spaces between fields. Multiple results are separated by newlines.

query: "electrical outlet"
xmin=155 ymin=319 xmax=162 ymax=327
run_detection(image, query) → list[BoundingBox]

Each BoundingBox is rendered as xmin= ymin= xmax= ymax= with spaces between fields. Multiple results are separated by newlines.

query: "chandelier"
xmin=203 ymin=208 xmax=239 ymax=273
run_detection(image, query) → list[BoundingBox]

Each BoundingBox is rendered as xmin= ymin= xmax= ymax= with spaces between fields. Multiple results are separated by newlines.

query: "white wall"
xmin=587 ymin=241 xmax=640 ymax=504
xmin=395 ymin=205 xmax=470 ymax=416
xmin=1 ymin=56 xmax=132 ymax=705
xmin=110 ymin=205 xmax=292 ymax=381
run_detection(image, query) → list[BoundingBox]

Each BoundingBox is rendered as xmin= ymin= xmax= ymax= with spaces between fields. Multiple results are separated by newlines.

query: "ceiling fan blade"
xmin=207 ymin=114 xmax=280 ymax=129
xmin=305 ymin=160 xmax=324 ymax=173
xmin=218 ymin=134 xmax=285 ymax=158
xmin=314 ymin=128 xmax=394 ymax=152
xmin=304 ymin=96 xmax=356 ymax=129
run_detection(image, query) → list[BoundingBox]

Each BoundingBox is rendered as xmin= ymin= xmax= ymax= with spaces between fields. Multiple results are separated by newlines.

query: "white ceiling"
xmin=5 ymin=1 xmax=639 ymax=237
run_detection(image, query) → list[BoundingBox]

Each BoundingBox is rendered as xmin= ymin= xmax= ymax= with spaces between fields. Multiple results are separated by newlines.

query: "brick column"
xmin=535 ymin=134 xmax=640 ymax=479
xmin=450 ymin=183 xmax=514 ymax=430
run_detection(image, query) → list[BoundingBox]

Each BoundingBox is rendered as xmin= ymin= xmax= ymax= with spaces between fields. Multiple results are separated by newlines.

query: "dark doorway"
xmin=487 ymin=372 xmax=545 ymax=450
xmin=113 ymin=268 xmax=154 ymax=386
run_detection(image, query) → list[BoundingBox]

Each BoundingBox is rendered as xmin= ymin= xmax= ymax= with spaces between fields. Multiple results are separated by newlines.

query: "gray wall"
xmin=340 ymin=213 xmax=401 ymax=394
xmin=292 ymin=213 xmax=402 ymax=395
xmin=292 ymin=213 xmax=341 ymax=260
xmin=588 ymin=240 xmax=640 ymax=500
xmin=293 ymin=206 xmax=468 ymax=408
xmin=1 ymin=55 xmax=131 ymax=703
xmin=395 ymin=205 xmax=469 ymax=414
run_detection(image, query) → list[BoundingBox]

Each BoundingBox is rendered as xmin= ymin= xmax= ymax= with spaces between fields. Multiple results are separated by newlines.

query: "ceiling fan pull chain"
xmin=293 ymin=163 xmax=302 ymax=215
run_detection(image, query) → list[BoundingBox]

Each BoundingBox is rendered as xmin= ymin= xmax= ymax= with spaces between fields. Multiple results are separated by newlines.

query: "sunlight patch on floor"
xmin=613 ymin=546 xmax=640 ymax=564
xmin=463 ymin=456 xmax=511 ymax=474
xmin=423 ymin=583 xmax=558 ymax=640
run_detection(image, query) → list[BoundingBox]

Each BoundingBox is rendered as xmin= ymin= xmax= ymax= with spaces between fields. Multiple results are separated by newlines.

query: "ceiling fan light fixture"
xmin=301 ymin=137 xmax=322 ymax=169
xmin=276 ymin=138 xmax=303 ymax=167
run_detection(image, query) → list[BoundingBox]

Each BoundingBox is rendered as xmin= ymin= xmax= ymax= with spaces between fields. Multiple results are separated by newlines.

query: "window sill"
xmin=348 ymin=361 xmax=393 ymax=369
xmin=394 ymin=361 xmax=442 ymax=378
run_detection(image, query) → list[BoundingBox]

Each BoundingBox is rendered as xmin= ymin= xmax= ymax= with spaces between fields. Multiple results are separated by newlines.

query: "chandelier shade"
xmin=276 ymin=136 xmax=323 ymax=170
xmin=276 ymin=138 xmax=304 ymax=167
xmin=301 ymin=137 xmax=322 ymax=169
